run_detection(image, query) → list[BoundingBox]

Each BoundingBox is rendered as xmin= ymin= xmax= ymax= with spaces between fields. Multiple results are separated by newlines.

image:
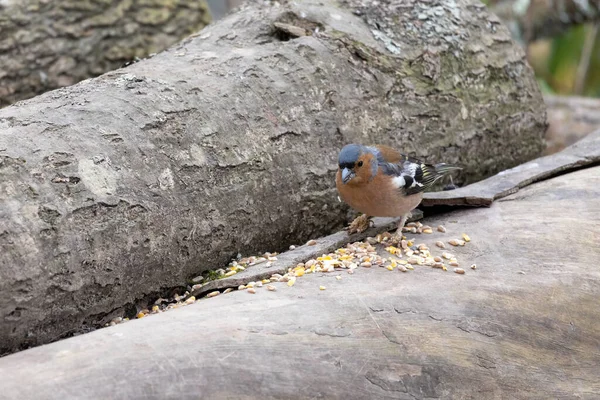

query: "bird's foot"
xmin=348 ymin=214 xmax=373 ymax=234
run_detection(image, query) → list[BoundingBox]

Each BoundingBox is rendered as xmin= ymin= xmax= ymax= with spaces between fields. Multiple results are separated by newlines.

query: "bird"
xmin=335 ymin=143 xmax=461 ymax=235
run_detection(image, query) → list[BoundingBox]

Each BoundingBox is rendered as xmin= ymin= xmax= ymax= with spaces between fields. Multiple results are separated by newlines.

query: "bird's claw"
xmin=348 ymin=214 xmax=373 ymax=234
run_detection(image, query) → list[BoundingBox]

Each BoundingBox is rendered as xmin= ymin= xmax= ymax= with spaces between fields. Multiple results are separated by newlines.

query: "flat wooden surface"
xmin=1 ymin=166 xmax=598 ymax=400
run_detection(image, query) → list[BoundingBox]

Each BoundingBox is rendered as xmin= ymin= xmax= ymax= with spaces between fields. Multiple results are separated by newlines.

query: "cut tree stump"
xmin=0 ymin=0 xmax=546 ymax=354
xmin=0 ymin=164 xmax=598 ymax=399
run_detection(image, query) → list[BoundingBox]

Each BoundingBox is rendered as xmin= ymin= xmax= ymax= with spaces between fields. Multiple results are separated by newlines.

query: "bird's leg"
xmin=348 ymin=214 xmax=372 ymax=234
xmin=394 ymin=212 xmax=411 ymax=238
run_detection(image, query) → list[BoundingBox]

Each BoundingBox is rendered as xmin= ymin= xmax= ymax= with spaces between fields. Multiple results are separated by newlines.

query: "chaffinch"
xmin=335 ymin=143 xmax=460 ymax=235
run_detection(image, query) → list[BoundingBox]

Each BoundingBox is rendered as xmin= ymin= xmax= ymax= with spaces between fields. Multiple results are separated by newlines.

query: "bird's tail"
xmin=433 ymin=163 xmax=462 ymax=176
xmin=420 ymin=163 xmax=462 ymax=187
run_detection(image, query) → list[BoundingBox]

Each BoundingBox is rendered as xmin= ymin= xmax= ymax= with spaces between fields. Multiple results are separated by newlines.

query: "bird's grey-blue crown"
xmin=338 ymin=144 xmax=362 ymax=169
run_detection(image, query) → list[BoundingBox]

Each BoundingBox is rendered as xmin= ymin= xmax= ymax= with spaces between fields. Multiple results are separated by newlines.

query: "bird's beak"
xmin=341 ymin=168 xmax=354 ymax=184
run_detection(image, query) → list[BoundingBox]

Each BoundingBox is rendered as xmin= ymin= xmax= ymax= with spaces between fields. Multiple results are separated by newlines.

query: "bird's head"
xmin=337 ymin=144 xmax=378 ymax=185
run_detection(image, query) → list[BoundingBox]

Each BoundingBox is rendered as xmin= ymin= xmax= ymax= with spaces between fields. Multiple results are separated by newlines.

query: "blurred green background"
xmin=529 ymin=24 xmax=600 ymax=97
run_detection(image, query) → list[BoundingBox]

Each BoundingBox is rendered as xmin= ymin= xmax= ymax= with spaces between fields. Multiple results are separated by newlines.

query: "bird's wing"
xmin=377 ymin=150 xmax=459 ymax=195
xmin=374 ymin=145 xmax=404 ymax=163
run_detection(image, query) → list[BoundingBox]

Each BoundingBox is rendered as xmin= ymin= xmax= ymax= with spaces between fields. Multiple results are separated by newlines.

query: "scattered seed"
xmin=398 ymin=265 xmax=408 ymax=272
xmin=386 ymin=265 xmax=394 ymax=271
xmin=136 ymin=312 xmax=146 ymax=319
xmin=336 ymin=275 xmax=342 ymax=280
xmin=437 ymin=225 xmax=446 ymax=233
xmin=287 ymin=277 xmax=296 ymax=286
xmin=385 ymin=246 xmax=401 ymax=255
xmin=471 ymin=264 xmax=477 ymax=270
xmin=462 ymin=233 xmax=471 ymax=242
xmin=454 ymin=268 xmax=465 ymax=274
xmin=223 ymin=288 xmax=234 ymax=294
xmin=435 ymin=241 xmax=445 ymax=249
xmin=442 ymin=252 xmax=454 ymax=260
xmin=307 ymin=240 xmax=317 ymax=246
xmin=246 ymin=282 xmax=255 ymax=288
xmin=418 ymin=244 xmax=429 ymax=251
xmin=262 ymin=279 xmax=270 ymax=284
xmin=348 ymin=269 xmax=355 ymax=274
xmin=448 ymin=239 xmax=461 ymax=246
xmin=517 ymin=271 xmax=526 ymax=275
xmin=366 ymin=237 xmax=378 ymax=244
xmin=319 ymin=286 xmax=326 ymax=290
xmin=433 ymin=262 xmax=445 ymax=269
xmin=434 ymin=256 xmax=442 ymax=262
xmin=449 ymin=261 xmax=459 ymax=267
xmin=192 ymin=284 xmax=203 ymax=291
xmin=289 ymin=245 xmax=296 ymax=250
xmin=256 ymin=281 xmax=263 ymax=287
xmin=360 ymin=262 xmax=372 ymax=268
xmin=407 ymin=256 xmax=421 ymax=264
xmin=238 ymin=285 xmax=246 ymax=290
xmin=206 ymin=291 xmax=220 ymax=298
xmin=267 ymin=285 xmax=276 ymax=291
xmin=406 ymin=265 xmax=414 ymax=270
xmin=247 ymin=288 xmax=257 ymax=294
xmin=151 ymin=305 xmax=159 ymax=313
xmin=422 ymin=228 xmax=433 ymax=234
xmin=305 ymin=259 xmax=316 ymax=267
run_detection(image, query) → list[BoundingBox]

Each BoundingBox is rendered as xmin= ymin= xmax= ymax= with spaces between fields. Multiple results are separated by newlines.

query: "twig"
xmin=574 ymin=23 xmax=599 ymax=95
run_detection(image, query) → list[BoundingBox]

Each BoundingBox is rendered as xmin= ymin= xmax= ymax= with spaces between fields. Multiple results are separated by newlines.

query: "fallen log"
xmin=0 ymin=0 xmax=211 ymax=107
xmin=0 ymin=163 xmax=598 ymax=399
xmin=0 ymin=0 xmax=546 ymax=354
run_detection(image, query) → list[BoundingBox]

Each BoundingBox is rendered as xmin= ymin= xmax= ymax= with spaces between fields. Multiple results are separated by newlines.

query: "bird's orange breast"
xmin=336 ymin=169 xmax=423 ymax=217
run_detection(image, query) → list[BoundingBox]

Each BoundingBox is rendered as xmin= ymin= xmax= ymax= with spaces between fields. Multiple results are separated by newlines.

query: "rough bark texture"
xmin=0 ymin=0 xmax=546 ymax=354
xmin=490 ymin=0 xmax=600 ymax=44
xmin=0 ymin=0 xmax=211 ymax=108
xmin=0 ymin=165 xmax=598 ymax=399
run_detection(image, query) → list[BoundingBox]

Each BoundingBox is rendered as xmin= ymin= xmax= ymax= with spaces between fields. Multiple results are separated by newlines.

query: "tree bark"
xmin=0 ymin=0 xmax=211 ymax=108
xmin=1 ymin=163 xmax=598 ymax=399
xmin=0 ymin=0 xmax=546 ymax=354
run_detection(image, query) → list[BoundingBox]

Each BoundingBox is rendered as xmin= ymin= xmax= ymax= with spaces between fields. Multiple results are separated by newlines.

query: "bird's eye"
xmin=357 ymin=161 xmax=363 ymax=167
